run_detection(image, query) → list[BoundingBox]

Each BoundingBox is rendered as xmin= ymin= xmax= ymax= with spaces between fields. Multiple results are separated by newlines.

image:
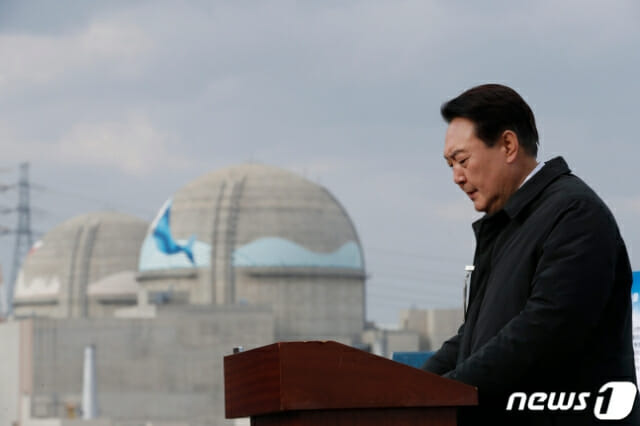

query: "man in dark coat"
xmin=422 ymin=84 xmax=639 ymax=425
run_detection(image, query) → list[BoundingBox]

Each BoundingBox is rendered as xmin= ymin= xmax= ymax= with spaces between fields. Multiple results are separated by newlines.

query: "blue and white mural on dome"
xmin=139 ymin=199 xmax=212 ymax=271
xmin=232 ymin=237 xmax=363 ymax=269
xmin=139 ymin=200 xmax=363 ymax=272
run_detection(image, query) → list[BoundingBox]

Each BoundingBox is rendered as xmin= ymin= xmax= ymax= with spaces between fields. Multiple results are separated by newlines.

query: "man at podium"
xmin=423 ymin=84 xmax=639 ymax=425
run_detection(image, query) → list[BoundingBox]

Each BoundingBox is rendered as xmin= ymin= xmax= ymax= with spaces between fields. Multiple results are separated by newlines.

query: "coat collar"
xmin=473 ymin=157 xmax=571 ymax=232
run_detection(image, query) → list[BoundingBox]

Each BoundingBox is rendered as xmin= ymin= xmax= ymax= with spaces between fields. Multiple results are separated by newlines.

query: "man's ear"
xmin=501 ymin=130 xmax=519 ymax=163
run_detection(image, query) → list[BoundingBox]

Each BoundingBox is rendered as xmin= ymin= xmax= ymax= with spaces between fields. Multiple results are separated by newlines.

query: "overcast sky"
xmin=1 ymin=1 xmax=639 ymax=325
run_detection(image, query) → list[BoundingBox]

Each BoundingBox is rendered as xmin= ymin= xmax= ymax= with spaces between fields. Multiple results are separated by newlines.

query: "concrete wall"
xmin=13 ymin=301 xmax=58 ymax=319
xmin=86 ymin=299 xmax=137 ymax=318
xmin=236 ymin=269 xmax=365 ymax=341
xmin=135 ymin=269 xmax=365 ymax=343
xmin=135 ymin=270 xmax=210 ymax=307
xmin=14 ymin=299 xmax=138 ymax=320
xmin=27 ymin=306 xmax=274 ymax=426
xmin=0 ymin=321 xmax=21 ymax=426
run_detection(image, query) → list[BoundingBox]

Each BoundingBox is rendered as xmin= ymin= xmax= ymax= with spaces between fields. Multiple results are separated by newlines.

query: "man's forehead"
xmin=443 ymin=118 xmax=476 ymax=158
xmin=443 ymin=148 xmax=467 ymax=160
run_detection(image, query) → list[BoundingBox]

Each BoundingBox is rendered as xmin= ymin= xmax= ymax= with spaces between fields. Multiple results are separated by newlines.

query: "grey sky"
xmin=1 ymin=1 xmax=639 ymax=324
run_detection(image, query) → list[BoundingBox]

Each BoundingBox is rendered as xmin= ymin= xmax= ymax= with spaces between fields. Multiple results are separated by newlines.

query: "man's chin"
xmin=472 ymin=202 xmax=486 ymax=213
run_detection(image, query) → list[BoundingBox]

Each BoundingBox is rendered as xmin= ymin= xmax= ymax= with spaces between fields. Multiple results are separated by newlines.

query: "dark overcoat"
xmin=423 ymin=157 xmax=639 ymax=425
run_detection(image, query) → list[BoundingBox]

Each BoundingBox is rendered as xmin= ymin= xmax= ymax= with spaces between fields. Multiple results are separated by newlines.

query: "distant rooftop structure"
xmin=400 ymin=307 xmax=463 ymax=351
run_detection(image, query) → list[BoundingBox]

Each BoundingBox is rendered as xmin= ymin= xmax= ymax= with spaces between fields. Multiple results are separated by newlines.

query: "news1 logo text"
xmin=506 ymin=381 xmax=638 ymax=420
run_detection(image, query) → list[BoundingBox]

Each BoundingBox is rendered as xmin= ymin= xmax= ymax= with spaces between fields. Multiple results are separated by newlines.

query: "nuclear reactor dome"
xmin=13 ymin=212 xmax=147 ymax=318
xmin=137 ymin=163 xmax=366 ymax=340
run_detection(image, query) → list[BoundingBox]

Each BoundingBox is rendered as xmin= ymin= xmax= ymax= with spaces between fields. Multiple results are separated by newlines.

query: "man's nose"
xmin=453 ymin=166 xmax=466 ymax=185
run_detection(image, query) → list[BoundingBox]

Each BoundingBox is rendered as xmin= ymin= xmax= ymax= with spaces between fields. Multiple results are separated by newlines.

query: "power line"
xmin=31 ymin=183 xmax=113 ymax=205
xmin=31 ymin=182 xmax=154 ymax=219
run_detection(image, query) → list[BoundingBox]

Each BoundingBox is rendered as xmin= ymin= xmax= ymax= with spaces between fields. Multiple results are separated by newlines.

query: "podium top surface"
xmin=224 ymin=340 xmax=477 ymax=418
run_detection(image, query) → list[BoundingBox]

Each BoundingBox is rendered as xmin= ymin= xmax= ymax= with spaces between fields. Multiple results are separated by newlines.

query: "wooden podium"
xmin=224 ymin=341 xmax=477 ymax=425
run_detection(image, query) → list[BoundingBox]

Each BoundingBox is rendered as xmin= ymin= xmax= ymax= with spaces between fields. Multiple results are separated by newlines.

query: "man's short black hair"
xmin=441 ymin=84 xmax=539 ymax=157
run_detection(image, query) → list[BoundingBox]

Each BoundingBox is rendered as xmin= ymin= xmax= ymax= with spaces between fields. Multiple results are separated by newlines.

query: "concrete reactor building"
xmin=136 ymin=163 xmax=366 ymax=341
xmin=12 ymin=212 xmax=147 ymax=319
xmin=0 ymin=164 xmax=368 ymax=426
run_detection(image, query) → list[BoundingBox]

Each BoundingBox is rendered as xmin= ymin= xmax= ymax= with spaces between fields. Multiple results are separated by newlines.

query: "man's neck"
xmin=516 ymin=159 xmax=541 ymax=189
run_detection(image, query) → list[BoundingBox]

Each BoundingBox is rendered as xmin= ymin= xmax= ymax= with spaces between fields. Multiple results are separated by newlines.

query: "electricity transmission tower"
xmin=8 ymin=163 xmax=34 ymax=314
